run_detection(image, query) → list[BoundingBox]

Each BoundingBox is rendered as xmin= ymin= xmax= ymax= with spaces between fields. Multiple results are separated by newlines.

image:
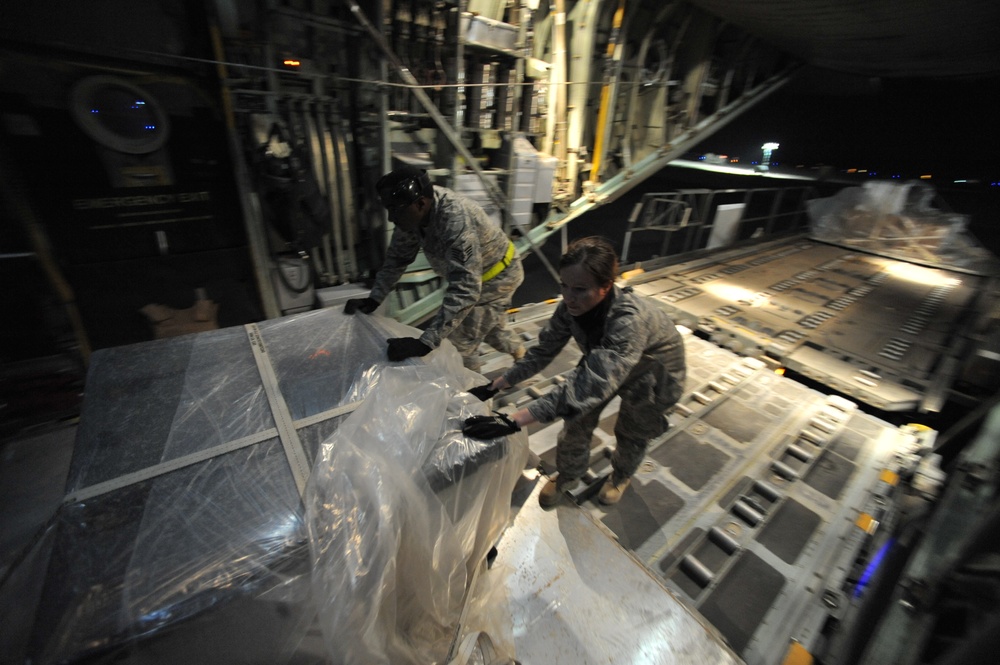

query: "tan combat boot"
xmin=538 ymin=476 xmax=577 ymax=508
xmin=598 ymin=475 xmax=631 ymax=505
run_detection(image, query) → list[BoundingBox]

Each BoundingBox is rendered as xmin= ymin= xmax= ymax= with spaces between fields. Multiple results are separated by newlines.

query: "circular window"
xmin=70 ymin=75 xmax=170 ymax=154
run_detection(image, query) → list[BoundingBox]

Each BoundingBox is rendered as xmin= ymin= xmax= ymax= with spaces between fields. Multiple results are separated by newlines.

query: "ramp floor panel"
xmin=495 ymin=476 xmax=741 ymax=664
xmin=698 ymin=551 xmax=786 ymax=654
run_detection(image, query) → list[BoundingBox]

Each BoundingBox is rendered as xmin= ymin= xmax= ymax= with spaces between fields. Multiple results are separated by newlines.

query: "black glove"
xmin=344 ymin=297 xmax=379 ymax=315
xmin=387 ymin=337 xmax=432 ymax=361
xmin=469 ymin=383 xmax=499 ymax=402
xmin=463 ymin=413 xmax=520 ymax=439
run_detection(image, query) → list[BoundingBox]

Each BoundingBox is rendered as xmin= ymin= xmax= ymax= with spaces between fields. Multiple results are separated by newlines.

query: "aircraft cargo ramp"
xmin=485 ymin=300 xmax=937 ymax=665
xmin=623 ymin=236 xmax=989 ymax=414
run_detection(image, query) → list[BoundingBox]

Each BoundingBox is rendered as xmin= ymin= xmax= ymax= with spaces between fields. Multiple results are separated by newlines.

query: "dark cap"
xmin=376 ymin=166 xmax=431 ymax=209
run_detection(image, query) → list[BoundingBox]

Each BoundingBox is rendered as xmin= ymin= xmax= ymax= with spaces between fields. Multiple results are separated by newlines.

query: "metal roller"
xmin=680 ymin=554 xmax=715 ymax=588
xmin=732 ymin=498 xmax=764 ymax=526
xmin=708 ymin=526 xmax=741 ymax=555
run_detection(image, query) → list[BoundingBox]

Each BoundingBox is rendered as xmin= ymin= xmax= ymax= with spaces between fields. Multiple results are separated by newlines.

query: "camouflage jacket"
xmin=370 ymin=185 xmax=518 ymax=348
xmin=504 ymin=285 xmax=686 ymax=423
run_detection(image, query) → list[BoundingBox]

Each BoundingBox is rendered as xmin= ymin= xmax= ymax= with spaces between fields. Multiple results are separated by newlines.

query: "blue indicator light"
xmin=855 ymin=538 xmax=893 ymax=598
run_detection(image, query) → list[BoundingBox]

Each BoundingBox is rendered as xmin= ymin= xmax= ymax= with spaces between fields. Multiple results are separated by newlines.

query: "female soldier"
xmin=466 ymin=236 xmax=686 ymax=507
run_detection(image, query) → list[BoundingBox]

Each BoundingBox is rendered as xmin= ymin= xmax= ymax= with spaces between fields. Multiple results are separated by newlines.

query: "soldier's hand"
xmin=469 ymin=383 xmax=499 ymax=402
xmin=463 ymin=412 xmax=521 ymax=439
xmin=387 ymin=337 xmax=432 ymax=361
xmin=344 ymin=297 xmax=379 ymax=315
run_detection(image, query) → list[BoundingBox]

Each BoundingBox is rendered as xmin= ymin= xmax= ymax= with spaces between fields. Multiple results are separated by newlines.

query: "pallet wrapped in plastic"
xmin=12 ymin=308 xmax=527 ymax=664
xmin=806 ymin=180 xmax=997 ymax=272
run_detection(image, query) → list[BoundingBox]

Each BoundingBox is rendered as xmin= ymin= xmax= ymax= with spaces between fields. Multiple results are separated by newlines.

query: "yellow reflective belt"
xmin=482 ymin=241 xmax=515 ymax=282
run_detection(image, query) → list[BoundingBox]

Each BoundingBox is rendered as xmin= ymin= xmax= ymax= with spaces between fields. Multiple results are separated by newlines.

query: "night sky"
xmin=692 ymin=71 xmax=1000 ymax=182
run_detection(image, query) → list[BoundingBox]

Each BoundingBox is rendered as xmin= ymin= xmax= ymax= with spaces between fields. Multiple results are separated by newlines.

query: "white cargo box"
xmin=535 ymin=152 xmax=558 ymax=203
xmin=512 ymin=181 xmax=535 ymax=202
xmin=510 ymin=209 xmax=533 ymax=229
xmin=453 ymin=172 xmax=500 ymax=194
xmin=460 ymin=13 xmax=518 ymax=51
xmin=316 ymin=282 xmax=371 ymax=309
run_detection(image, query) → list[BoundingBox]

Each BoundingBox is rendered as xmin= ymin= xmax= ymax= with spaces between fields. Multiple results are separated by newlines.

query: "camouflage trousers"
xmin=449 ymin=259 xmax=524 ymax=370
xmin=556 ymin=371 xmax=673 ymax=482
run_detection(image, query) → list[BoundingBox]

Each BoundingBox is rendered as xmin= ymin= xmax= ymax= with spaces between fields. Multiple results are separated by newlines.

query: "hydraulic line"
xmin=589 ymin=0 xmax=627 ymax=186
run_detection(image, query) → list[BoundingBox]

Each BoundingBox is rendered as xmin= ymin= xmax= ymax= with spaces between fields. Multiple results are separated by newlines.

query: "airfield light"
xmin=761 ymin=142 xmax=779 ymax=167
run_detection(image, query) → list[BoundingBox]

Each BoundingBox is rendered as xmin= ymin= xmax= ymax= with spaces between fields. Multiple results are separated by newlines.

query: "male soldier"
xmin=344 ymin=165 xmax=525 ymax=369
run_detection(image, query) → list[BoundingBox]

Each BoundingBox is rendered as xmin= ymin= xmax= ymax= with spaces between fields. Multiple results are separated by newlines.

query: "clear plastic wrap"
xmin=12 ymin=308 xmax=526 ymax=664
xmin=306 ymin=361 xmax=527 ymax=664
xmin=807 ymin=180 xmax=997 ymax=272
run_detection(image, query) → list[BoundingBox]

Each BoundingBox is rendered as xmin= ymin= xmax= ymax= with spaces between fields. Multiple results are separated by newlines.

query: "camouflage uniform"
xmin=503 ymin=285 xmax=686 ymax=482
xmin=370 ymin=185 xmax=524 ymax=369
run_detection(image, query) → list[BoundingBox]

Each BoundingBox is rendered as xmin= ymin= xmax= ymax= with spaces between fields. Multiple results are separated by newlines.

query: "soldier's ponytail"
xmin=559 ymin=237 xmax=619 ymax=288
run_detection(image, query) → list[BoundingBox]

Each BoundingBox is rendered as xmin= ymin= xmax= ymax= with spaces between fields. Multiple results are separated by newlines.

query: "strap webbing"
xmin=244 ymin=322 xmax=312 ymax=497
xmin=63 ymin=325 xmax=366 ymax=504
